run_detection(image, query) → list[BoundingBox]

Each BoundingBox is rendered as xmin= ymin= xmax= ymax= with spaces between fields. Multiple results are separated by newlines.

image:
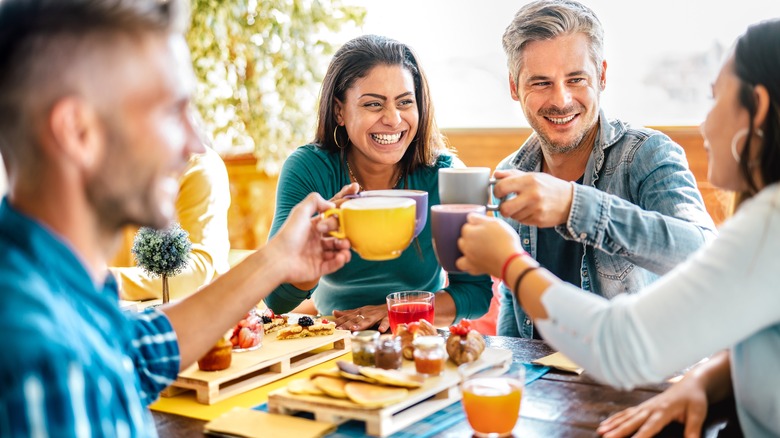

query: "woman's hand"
xmin=333 ymin=304 xmax=390 ymax=333
xmin=597 ymin=377 xmax=709 ymax=438
xmin=456 ymin=214 xmax=524 ymax=278
xmin=329 ymin=182 xmax=361 ymax=206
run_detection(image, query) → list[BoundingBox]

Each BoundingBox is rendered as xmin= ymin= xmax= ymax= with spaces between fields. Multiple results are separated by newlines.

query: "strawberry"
xmin=449 ymin=325 xmax=467 ymax=336
xmin=238 ymin=327 xmax=256 ymax=349
xmin=449 ymin=319 xmax=472 ymax=336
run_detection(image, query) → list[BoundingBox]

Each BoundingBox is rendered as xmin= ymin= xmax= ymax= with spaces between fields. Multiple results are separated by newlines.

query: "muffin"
xmin=197 ymin=337 xmax=233 ymax=371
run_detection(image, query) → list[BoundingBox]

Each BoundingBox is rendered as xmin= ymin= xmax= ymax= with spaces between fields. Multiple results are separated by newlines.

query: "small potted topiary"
xmin=132 ymin=223 xmax=192 ymax=304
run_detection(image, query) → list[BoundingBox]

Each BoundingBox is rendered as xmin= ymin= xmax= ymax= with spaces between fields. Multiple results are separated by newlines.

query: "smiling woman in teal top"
xmin=265 ymin=35 xmax=493 ymax=333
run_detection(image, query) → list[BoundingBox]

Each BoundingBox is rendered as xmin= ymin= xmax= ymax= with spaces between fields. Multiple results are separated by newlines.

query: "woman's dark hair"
xmin=733 ymin=18 xmax=780 ymax=195
xmin=313 ymin=34 xmax=448 ymax=182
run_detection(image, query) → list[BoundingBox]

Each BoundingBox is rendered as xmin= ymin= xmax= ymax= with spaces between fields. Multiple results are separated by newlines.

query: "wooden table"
xmin=153 ymin=336 xmax=741 ymax=437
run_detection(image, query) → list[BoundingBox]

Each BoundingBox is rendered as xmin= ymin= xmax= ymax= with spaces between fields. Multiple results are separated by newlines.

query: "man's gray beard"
xmin=536 ymin=129 xmax=591 ymax=156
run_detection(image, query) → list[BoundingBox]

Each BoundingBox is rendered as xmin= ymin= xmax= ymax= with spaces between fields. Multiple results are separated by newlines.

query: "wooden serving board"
xmin=161 ymin=330 xmax=350 ymax=404
xmin=267 ymin=347 xmax=512 ymax=437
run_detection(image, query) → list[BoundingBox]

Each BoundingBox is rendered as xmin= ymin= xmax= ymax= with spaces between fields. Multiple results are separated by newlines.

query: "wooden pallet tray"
xmin=162 ymin=330 xmax=350 ymax=404
xmin=267 ymin=347 xmax=512 ymax=437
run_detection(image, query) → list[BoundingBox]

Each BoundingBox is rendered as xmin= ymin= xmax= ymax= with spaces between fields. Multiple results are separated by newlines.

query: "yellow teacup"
xmin=323 ymin=197 xmax=416 ymax=261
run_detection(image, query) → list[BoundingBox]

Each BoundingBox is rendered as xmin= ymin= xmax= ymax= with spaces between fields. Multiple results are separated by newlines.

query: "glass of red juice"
xmin=386 ymin=291 xmax=435 ymax=334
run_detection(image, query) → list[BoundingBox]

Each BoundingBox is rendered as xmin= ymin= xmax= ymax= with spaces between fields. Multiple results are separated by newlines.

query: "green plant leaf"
xmin=186 ymin=0 xmax=366 ymax=172
xmin=132 ymin=223 xmax=193 ymax=278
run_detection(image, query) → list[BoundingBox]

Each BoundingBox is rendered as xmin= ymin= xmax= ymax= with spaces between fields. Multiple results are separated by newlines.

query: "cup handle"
xmin=322 ymin=208 xmax=346 ymax=239
xmin=487 ymin=177 xmax=500 ymax=211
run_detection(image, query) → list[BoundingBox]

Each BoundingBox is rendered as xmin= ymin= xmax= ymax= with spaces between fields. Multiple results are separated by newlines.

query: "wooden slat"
xmin=162 ymin=331 xmax=350 ymax=405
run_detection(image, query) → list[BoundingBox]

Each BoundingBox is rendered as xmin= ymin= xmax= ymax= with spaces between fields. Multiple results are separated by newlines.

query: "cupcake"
xmin=197 ymin=337 xmax=233 ymax=371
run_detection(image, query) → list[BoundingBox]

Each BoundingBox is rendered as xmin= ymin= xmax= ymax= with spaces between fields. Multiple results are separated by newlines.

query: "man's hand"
xmin=267 ymin=193 xmax=352 ymax=285
xmin=493 ymin=169 xmax=574 ymax=228
xmin=333 ymin=304 xmax=390 ymax=333
xmin=597 ymin=377 xmax=709 ymax=438
xmin=456 ymin=214 xmax=524 ymax=278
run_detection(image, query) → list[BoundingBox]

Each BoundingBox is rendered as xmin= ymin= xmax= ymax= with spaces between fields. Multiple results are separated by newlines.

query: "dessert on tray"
xmin=197 ymin=337 xmax=232 ymax=371
xmin=261 ymin=309 xmax=289 ymax=334
xmin=445 ymin=319 xmax=486 ymax=365
xmin=229 ymin=310 xmax=264 ymax=351
xmin=276 ymin=316 xmax=336 ymax=340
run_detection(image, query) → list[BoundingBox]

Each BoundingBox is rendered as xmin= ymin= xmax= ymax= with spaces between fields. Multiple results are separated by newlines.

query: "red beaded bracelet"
xmin=501 ymin=252 xmax=525 ymax=284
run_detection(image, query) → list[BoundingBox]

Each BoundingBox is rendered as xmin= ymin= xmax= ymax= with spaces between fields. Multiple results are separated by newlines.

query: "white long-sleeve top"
xmin=537 ymin=182 xmax=780 ymax=437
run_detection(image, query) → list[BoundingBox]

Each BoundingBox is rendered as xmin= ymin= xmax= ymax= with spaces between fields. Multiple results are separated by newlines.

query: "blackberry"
xmin=298 ymin=316 xmax=314 ymax=327
xmin=262 ymin=316 xmax=273 ymax=324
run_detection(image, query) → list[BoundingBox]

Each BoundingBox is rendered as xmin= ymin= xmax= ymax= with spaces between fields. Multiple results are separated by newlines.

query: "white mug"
xmin=438 ymin=167 xmax=498 ymax=210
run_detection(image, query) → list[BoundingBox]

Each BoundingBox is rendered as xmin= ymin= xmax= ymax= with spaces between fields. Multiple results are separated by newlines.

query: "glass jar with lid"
xmin=375 ymin=334 xmax=403 ymax=370
xmin=351 ymin=330 xmax=379 ymax=367
xmin=413 ymin=335 xmax=446 ymax=376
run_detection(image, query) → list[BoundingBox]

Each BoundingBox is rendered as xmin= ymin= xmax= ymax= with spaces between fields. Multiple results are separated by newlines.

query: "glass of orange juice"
xmin=459 ymin=363 xmax=524 ymax=437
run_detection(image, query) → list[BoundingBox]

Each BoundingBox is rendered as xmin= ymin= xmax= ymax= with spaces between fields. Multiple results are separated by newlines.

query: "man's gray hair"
xmin=502 ymin=0 xmax=604 ymax=85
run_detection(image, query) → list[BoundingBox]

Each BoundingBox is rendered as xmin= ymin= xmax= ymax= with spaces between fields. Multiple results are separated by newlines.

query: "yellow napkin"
xmin=532 ymin=352 xmax=584 ymax=375
xmin=203 ymin=407 xmax=336 ymax=438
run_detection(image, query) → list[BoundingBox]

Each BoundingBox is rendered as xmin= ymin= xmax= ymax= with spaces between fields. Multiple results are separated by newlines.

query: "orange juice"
xmin=462 ymin=377 xmax=522 ymax=436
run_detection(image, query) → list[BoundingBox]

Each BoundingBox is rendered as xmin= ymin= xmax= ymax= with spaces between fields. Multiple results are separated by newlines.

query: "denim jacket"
xmin=497 ymin=110 xmax=718 ymax=338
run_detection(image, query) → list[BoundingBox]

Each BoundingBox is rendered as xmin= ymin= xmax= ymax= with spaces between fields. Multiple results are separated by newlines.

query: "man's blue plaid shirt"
xmin=0 ymin=198 xmax=180 ymax=437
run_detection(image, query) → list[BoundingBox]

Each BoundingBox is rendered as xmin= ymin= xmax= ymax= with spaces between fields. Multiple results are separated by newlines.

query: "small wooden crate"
xmin=267 ymin=347 xmax=512 ymax=437
xmin=162 ymin=330 xmax=350 ymax=404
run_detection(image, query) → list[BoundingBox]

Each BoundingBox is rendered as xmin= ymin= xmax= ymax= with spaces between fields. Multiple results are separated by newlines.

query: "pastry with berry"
xmin=446 ymin=319 xmax=486 ymax=365
xmin=276 ymin=316 xmax=336 ymax=340
xmin=261 ymin=309 xmax=289 ymax=334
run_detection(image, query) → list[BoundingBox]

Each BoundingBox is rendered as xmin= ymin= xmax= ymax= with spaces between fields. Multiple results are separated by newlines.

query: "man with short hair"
xmin=0 ymin=0 xmax=351 ymax=435
xmin=493 ymin=0 xmax=718 ymax=338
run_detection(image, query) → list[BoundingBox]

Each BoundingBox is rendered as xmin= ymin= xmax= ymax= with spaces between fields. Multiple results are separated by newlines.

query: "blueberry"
xmin=298 ymin=316 xmax=314 ymax=327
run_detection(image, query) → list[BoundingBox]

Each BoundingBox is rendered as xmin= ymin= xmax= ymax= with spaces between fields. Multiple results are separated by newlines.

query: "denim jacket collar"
xmin=496 ymin=108 xmax=716 ymax=338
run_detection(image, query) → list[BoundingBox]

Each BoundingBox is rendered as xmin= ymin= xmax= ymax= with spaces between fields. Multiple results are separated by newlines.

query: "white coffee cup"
xmin=438 ymin=167 xmax=498 ymax=210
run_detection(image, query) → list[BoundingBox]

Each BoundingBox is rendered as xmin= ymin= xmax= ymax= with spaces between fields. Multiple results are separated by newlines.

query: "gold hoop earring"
xmin=334 ymin=125 xmax=345 ymax=149
xmin=731 ymin=128 xmax=764 ymax=163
